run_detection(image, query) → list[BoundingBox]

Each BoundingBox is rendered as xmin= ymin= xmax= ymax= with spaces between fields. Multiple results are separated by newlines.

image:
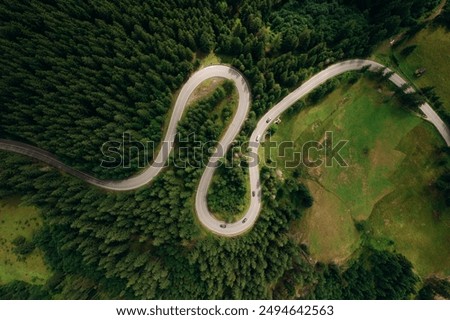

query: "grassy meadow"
xmin=0 ymin=198 xmax=51 ymax=285
xmin=267 ymin=76 xmax=449 ymax=277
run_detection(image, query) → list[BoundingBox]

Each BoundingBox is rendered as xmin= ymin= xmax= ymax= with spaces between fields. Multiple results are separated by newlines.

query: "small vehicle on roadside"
xmin=220 ymin=224 xmax=226 ymax=228
xmin=242 ymin=218 xmax=247 ymax=223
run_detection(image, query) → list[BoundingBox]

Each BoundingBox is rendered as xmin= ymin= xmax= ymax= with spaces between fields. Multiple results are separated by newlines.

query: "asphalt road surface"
xmin=1 ymin=60 xmax=449 ymax=237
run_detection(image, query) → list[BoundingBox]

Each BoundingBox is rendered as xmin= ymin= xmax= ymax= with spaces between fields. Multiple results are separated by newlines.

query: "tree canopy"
xmin=0 ymin=0 xmax=443 ymax=300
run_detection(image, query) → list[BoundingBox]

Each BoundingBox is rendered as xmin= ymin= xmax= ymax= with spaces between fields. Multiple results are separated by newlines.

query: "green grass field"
xmin=0 ymin=198 xmax=51 ymax=285
xmin=394 ymin=26 xmax=450 ymax=112
xmin=373 ymin=25 xmax=450 ymax=113
xmin=269 ymin=77 xmax=449 ymax=277
xmin=367 ymin=123 xmax=450 ymax=276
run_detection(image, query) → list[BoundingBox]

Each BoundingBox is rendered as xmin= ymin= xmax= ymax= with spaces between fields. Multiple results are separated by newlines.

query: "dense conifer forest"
xmin=0 ymin=0 xmax=447 ymax=299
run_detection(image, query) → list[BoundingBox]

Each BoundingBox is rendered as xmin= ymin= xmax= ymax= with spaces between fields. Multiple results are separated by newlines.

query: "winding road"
xmin=1 ymin=59 xmax=449 ymax=237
